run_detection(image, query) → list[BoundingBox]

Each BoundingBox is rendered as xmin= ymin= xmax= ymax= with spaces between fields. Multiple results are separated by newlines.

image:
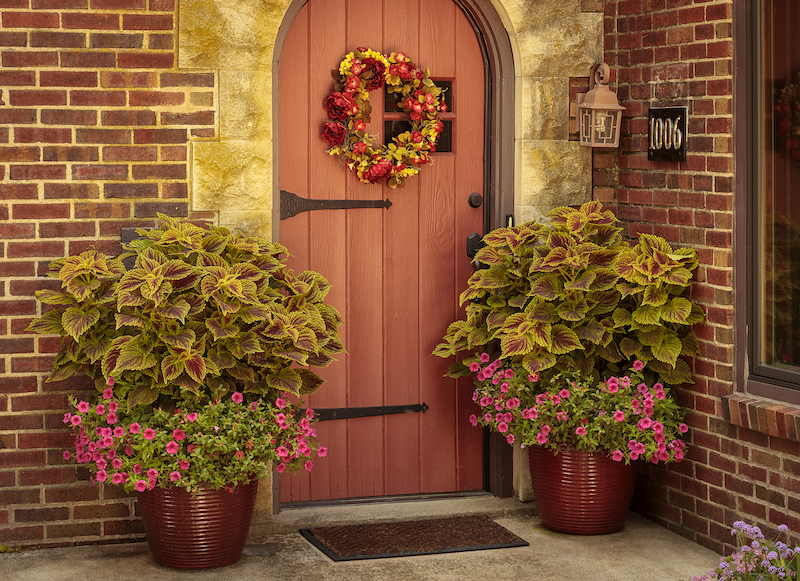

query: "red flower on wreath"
xmin=322 ymin=122 xmax=346 ymax=146
xmin=320 ymin=48 xmax=446 ymax=189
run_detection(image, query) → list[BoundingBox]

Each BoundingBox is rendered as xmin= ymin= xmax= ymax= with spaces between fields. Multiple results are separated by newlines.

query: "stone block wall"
xmin=599 ymin=0 xmax=800 ymax=554
xmin=0 ymin=0 xmax=214 ymax=547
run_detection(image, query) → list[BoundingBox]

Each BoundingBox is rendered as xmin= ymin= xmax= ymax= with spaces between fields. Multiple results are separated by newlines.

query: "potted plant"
xmin=434 ymin=201 xmax=704 ymax=534
xmin=434 ymin=200 xmax=704 ymax=386
xmin=469 ymin=355 xmax=687 ymax=534
xmin=27 ymin=214 xmax=344 ymax=568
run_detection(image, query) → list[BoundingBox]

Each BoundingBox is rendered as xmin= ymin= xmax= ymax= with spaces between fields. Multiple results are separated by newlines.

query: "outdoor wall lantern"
xmin=576 ymin=63 xmax=625 ymax=148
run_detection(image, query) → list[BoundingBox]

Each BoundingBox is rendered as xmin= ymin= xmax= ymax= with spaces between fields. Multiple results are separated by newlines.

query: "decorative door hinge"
xmin=280 ymin=189 xmax=392 ymax=220
xmin=302 ymin=402 xmax=429 ymax=422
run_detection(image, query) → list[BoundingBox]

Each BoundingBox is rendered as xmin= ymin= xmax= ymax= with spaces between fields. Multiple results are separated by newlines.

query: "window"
xmin=740 ymin=0 xmax=800 ymax=400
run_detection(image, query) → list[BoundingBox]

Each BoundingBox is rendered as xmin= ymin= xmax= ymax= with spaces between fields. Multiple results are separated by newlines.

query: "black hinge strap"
xmin=303 ymin=403 xmax=429 ymax=422
xmin=280 ymin=189 xmax=392 ymax=220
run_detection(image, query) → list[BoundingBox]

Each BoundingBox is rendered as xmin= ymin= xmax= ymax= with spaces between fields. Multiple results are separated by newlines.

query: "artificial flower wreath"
xmin=321 ymin=48 xmax=446 ymax=188
xmin=775 ymin=71 xmax=800 ymax=163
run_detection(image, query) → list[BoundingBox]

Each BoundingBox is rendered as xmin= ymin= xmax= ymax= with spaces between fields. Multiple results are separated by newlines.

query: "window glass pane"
xmin=759 ymin=0 xmax=800 ymax=373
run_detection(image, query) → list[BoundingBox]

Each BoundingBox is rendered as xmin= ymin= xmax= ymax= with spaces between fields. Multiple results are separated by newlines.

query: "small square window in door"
xmin=384 ymin=80 xmax=453 ymax=153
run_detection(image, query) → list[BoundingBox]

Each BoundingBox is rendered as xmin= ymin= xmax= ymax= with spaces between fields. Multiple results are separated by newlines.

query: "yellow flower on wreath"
xmin=321 ymin=47 xmax=446 ymax=189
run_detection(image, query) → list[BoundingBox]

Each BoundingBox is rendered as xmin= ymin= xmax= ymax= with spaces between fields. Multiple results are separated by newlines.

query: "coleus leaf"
xmin=47 ymin=362 xmax=82 ymax=383
xmin=680 ymin=331 xmax=700 ymax=356
xmin=556 ymin=299 xmax=589 ymax=321
xmin=642 ymin=285 xmax=668 ymax=307
xmin=162 ymin=329 xmax=196 ymax=351
xmin=660 ymin=297 xmax=692 ymax=324
xmin=127 ymin=386 xmax=160 ymax=409
xmin=550 ymin=324 xmax=582 ymax=354
xmin=161 ymin=353 xmax=185 ymax=382
xmin=637 ymin=326 xmax=665 ymax=347
xmin=619 ymin=337 xmax=643 ymax=358
xmin=632 ymin=304 xmax=661 ymax=326
xmin=160 ymin=260 xmax=195 ymax=280
xmin=266 ymin=367 xmax=302 ymax=396
xmin=564 ymin=271 xmax=596 ymax=292
xmin=273 ymin=348 xmax=309 ymax=365
xmin=206 ymin=316 xmax=239 ymax=340
xmin=522 ymin=349 xmax=556 ymax=374
xmin=25 ymin=310 xmax=65 ymax=335
xmin=652 ymin=333 xmax=682 ymax=367
xmin=34 ymin=289 xmax=77 ymax=305
xmin=575 ymin=320 xmax=605 ymax=344
xmin=182 ymin=351 xmax=207 ymax=383
xmin=529 ymin=275 xmax=561 ymax=300
xmin=61 ymin=306 xmax=100 ymax=340
xmin=297 ymin=369 xmax=325 ymax=395
xmin=662 ymin=267 xmax=693 ymax=286
xmin=500 ymin=331 xmax=534 ymax=357
xmin=156 ymin=298 xmax=191 ymax=323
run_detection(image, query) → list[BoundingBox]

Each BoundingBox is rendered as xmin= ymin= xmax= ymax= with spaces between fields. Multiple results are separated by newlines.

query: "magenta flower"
xmin=70 ymin=415 xmax=82 ymax=427
xmin=276 ymin=463 xmax=287 ymax=474
xmin=528 ymin=372 xmax=540 ymax=382
xmin=63 ymin=450 xmax=71 ymax=461
xmin=611 ymin=450 xmax=624 ymax=462
xmin=304 ymin=460 xmax=314 ymax=472
xmin=679 ymin=423 xmax=689 ymax=434
xmin=133 ymin=463 xmax=142 ymax=475
xmin=129 ymin=422 xmax=141 ymax=435
xmin=480 ymin=352 xmax=490 ymax=363
xmin=497 ymin=422 xmax=508 ymax=433
xmin=169 ymin=471 xmax=181 ymax=483
xmin=96 ymin=469 xmax=108 ymax=482
xmin=96 ymin=458 xmax=107 ymax=470
xmin=536 ymin=432 xmax=547 ymax=445
xmin=125 ymin=445 xmax=133 ymax=456
xmin=633 ymin=360 xmax=644 ymax=371
xmin=559 ymin=389 xmax=571 ymax=399
xmin=185 ymin=412 xmax=198 ymax=422
xmin=172 ymin=429 xmax=185 ymax=441
xmin=111 ymin=473 xmax=125 ymax=485
xmin=469 ymin=414 xmax=478 ymax=427
xmin=506 ymin=397 xmax=520 ymax=409
xmin=469 ymin=361 xmax=481 ymax=372
xmin=575 ymin=426 xmax=587 ymax=437
xmin=178 ymin=459 xmax=190 ymax=470
xmin=105 ymin=412 xmax=118 ymax=425
xmin=231 ymin=391 xmax=244 ymax=404
xmin=143 ymin=428 xmax=155 ymax=440
xmin=102 ymin=388 xmax=113 ymax=399
xmin=95 ymin=404 xmax=106 ymax=415
xmin=613 ymin=411 xmax=625 ymax=422
xmin=506 ymin=434 xmax=515 ymax=445
xmin=112 ymin=427 xmax=125 ymax=438
xmin=108 ymin=401 xmax=119 ymax=413
xmin=317 ymin=446 xmax=328 ymax=458
xmin=135 ymin=480 xmax=147 ymax=492
xmin=187 ymin=444 xmax=197 ymax=453
xmin=63 ymin=412 xmax=71 ymax=424
xmin=146 ymin=468 xmax=158 ymax=480
xmin=112 ymin=457 xmax=122 ymax=469
xmin=165 ymin=441 xmax=179 ymax=455
xmin=77 ymin=401 xmax=90 ymax=413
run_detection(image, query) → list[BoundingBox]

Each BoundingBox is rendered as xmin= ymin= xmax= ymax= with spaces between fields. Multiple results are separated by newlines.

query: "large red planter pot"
xmin=528 ymin=445 xmax=638 ymax=535
xmin=137 ymin=479 xmax=259 ymax=569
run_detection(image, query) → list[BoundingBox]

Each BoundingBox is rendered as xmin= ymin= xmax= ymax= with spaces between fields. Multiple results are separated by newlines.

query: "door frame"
xmin=271 ymin=0 xmax=516 ymax=499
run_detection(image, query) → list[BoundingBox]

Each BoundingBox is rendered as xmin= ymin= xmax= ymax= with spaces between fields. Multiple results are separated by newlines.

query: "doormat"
xmin=299 ymin=515 xmax=529 ymax=561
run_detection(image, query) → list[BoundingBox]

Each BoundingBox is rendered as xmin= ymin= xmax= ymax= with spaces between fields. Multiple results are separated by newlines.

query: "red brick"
xmin=0 ymin=414 xmax=41 ymax=430
xmin=30 ymin=31 xmax=85 ymax=48
xmin=2 ymin=51 xmax=58 ymax=67
xmin=161 ymin=72 xmax=214 ymax=87
xmin=33 ymin=0 xmax=87 ymax=6
xmin=117 ymin=52 xmax=173 ymax=69
xmin=149 ymin=0 xmax=173 ymax=9
xmin=122 ymin=14 xmax=172 ymax=30
xmin=39 ymin=221 xmax=96 ymax=238
xmin=40 ymin=71 xmax=98 ymax=88
xmin=92 ymin=0 xmax=145 ymax=8
xmin=133 ymin=128 xmax=186 ymax=144
xmin=44 ymin=183 xmax=99 ymax=199
xmin=12 ymin=202 xmax=70 ymax=220
xmin=160 ymin=146 xmax=186 ymax=162
xmin=103 ymin=519 xmax=145 ymax=536
xmin=60 ymin=51 xmax=117 ymax=68
xmin=41 ymin=110 xmax=97 ymax=126
xmin=74 ymin=202 xmax=129 ymax=218
xmin=68 ymin=239 xmax=122 ymax=255
xmin=0 ymin=71 xmax=35 ymax=87
xmin=0 ymin=262 xmax=34 ymax=277
xmin=9 ymin=90 xmax=67 ymax=107
xmin=47 ymin=522 xmax=101 ymax=539
xmin=100 ymin=71 xmax=155 ymax=88
xmin=19 ymin=468 xmax=76 ymax=486
xmin=161 ymin=111 xmax=214 ymax=126
xmin=104 ymin=182 xmax=157 ymax=198
xmin=103 ymin=146 xmax=156 ymax=161
xmin=0 ymin=223 xmax=34 ymax=237
xmin=131 ymin=164 xmax=185 ymax=179
xmin=9 ymin=165 xmax=67 ymax=180
xmin=18 ymin=431 xmax=74 ymax=450
xmin=75 ymin=129 xmax=130 ymax=144
xmin=0 ymin=147 xmax=39 ymax=162
xmin=70 ymin=90 xmax=126 ymax=107
xmin=0 ymin=337 xmax=32 ymax=353
xmin=134 ymin=201 xmax=187 ymax=218
xmin=148 ymin=34 xmax=172 ymax=50
xmin=6 ymin=241 xmax=64 ymax=258
xmin=0 ymin=109 xmax=37 ymax=123
xmin=72 ymin=164 xmax=128 ymax=180
xmin=62 ymin=13 xmax=119 ymax=29
xmin=0 ymin=525 xmax=44 ymax=543
xmin=162 ymin=182 xmax=187 ymax=198
xmin=90 ymin=32 xmax=143 ymax=49
xmin=9 ymin=278 xmax=59 ymax=296
xmin=43 ymin=146 xmax=99 ymax=162
xmin=101 ymin=110 xmax=155 ymax=126
xmin=0 ymin=31 xmax=26 ymax=46
xmin=0 ymin=449 xmax=46 ymax=468
xmin=45 ymin=485 xmax=99 ymax=503
xmin=14 ymin=128 xmax=71 ymax=144
xmin=3 ymin=12 xmax=59 ymax=28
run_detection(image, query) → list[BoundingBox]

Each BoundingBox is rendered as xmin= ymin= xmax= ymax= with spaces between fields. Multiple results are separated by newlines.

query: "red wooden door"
xmin=278 ymin=0 xmax=485 ymax=502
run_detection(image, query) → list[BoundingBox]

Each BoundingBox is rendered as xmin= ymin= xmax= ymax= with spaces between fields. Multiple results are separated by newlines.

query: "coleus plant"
xmin=27 ymin=214 xmax=344 ymax=410
xmin=434 ymin=201 xmax=704 ymax=385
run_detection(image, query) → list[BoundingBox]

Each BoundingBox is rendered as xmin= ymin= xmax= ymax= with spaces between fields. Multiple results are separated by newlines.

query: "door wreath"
xmin=321 ymin=48 xmax=446 ymax=188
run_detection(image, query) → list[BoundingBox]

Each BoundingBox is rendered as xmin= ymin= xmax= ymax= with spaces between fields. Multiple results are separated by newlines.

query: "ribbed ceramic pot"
xmin=137 ymin=479 xmax=259 ymax=569
xmin=529 ymin=445 xmax=637 ymax=535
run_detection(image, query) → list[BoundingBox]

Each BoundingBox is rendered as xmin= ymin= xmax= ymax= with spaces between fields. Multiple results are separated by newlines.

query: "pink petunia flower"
xmin=276 ymin=463 xmax=287 ymax=474
xmin=143 ymin=428 xmax=155 ymax=440
xmin=172 ymin=429 xmax=185 ymax=441
xmin=63 ymin=412 xmax=72 ymax=424
xmin=497 ymin=422 xmax=508 ymax=433
xmin=96 ymin=458 xmax=107 ymax=470
xmin=70 ymin=415 xmax=82 ymax=426
xmin=679 ymin=423 xmax=689 ymax=434
xmin=113 ymin=427 xmax=125 ymax=438
xmin=231 ymin=391 xmax=244 ymax=404
xmin=469 ymin=414 xmax=478 ymax=427
xmin=169 ymin=471 xmax=181 ymax=483
xmin=165 ymin=441 xmax=179 ymax=455
xmin=135 ymin=480 xmax=147 ymax=492
xmin=613 ymin=410 xmax=625 ymax=422
xmin=480 ymin=352 xmax=490 ymax=363
xmin=559 ymin=389 xmax=571 ymax=399
xmin=105 ymin=413 xmax=118 ymax=425
xmin=633 ymin=360 xmax=644 ymax=371
xmin=575 ymin=426 xmax=587 ymax=437
xmin=187 ymin=444 xmax=197 ymax=454
xmin=95 ymin=404 xmax=106 ymax=415
xmin=186 ymin=412 xmax=198 ymax=422
xmin=506 ymin=434 xmax=515 ymax=445
xmin=178 ymin=459 xmax=190 ymax=470
xmin=317 ymin=446 xmax=328 ymax=458
xmin=146 ymin=468 xmax=158 ymax=480
xmin=108 ymin=401 xmax=119 ymax=413
xmin=112 ymin=457 xmax=122 ymax=469
xmin=133 ymin=463 xmax=142 ymax=475
xmin=611 ymin=449 xmax=624 ymax=462
xmin=63 ymin=450 xmax=71 ymax=461
xmin=536 ymin=432 xmax=547 ymax=445
xmin=304 ymin=460 xmax=314 ymax=472
xmin=111 ymin=472 xmax=125 ymax=484
xmin=77 ymin=401 xmax=90 ymax=413
xmin=469 ymin=361 xmax=481 ymax=372
xmin=129 ymin=422 xmax=141 ymax=435
xmin=103 ymin=387 xmax=114 ymax=399
xmin=96 ymin=469 xmax=108 ymax=482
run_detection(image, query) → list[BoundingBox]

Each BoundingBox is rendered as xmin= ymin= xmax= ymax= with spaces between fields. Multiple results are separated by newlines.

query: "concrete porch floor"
xmin=3 ymin=495 xmax=721 ymax=581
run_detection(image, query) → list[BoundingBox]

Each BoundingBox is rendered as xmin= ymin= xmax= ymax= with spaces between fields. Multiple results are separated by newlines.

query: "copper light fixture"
xmin=576 ymin=63 xmax=625 ymax=148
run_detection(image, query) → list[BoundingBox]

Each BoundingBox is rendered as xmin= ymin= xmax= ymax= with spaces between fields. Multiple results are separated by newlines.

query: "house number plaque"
xmin=648 ymin=106 xmax=687 ymax=162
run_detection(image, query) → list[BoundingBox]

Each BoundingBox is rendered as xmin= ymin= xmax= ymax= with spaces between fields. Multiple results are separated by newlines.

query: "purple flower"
xmin=165 ymin=441 xmax=179 ymax=455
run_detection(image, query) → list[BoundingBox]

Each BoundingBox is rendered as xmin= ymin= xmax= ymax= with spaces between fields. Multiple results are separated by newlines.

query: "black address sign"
xmin=648 ymin=106 xmax=687 ymax=162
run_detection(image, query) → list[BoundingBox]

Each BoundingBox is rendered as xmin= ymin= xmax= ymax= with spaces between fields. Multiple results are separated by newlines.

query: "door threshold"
xmin=280 ymin=490 xmax=492 ymax=511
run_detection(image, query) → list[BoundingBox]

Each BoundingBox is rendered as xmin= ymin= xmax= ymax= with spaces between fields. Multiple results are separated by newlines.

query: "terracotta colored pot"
xmin=528 ymin=445 xmax=637 ymax=535
xmin=137 ymin=479 xmax=259 ymax=569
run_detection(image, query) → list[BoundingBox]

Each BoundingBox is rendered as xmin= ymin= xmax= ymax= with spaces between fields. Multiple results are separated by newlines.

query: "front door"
xmin=278 ymin=0 xmax=486 ymax=502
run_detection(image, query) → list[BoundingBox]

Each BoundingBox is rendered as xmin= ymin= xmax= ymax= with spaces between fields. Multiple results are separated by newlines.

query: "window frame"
xmin=735 ymin=0 xmax=800 ymax=405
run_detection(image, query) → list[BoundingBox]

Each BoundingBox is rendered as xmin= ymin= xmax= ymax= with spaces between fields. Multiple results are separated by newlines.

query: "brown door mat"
xmin=299 ymin=515 xmax=529 ymax=561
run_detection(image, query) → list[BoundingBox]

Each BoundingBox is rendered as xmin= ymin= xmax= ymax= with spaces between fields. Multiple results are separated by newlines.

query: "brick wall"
xmin=0 ymin=0 xmax=216 ymax=547
xmin=599 ymin=0 xmax=800 ymax=554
